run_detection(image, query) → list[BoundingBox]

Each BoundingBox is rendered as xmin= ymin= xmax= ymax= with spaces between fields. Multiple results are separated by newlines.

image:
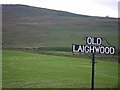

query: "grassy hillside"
xmin=2 ymin=50 xmax=118 ymax=88
xmin=2 ymin=4 xmax=118 ymax=48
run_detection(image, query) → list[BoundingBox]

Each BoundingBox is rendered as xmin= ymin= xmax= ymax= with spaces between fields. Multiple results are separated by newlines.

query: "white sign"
xmin=72 ymin=37 xmax=115 ymax=54
xmin=86 ymin=37 xmax=102 ymax=45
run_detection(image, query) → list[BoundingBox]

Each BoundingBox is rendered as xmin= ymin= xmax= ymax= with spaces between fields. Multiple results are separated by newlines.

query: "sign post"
xmin=91 ymin=53 xmax=95 ymax=90
xmin=72 ymin=37 xmax=115 ymax=90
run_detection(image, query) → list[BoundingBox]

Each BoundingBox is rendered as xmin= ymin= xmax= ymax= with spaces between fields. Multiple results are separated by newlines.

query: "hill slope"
xmin=2 ymin=4 xmax=118 ymax=48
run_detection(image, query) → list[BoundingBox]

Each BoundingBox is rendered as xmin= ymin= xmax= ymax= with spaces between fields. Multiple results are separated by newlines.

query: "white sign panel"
xmin=72 ymin=37 xmax=115 ymax=54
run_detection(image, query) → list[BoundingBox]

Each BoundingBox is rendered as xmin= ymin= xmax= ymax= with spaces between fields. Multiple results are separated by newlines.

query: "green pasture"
xmin=2 ymin=50 xmax=118 ymax=88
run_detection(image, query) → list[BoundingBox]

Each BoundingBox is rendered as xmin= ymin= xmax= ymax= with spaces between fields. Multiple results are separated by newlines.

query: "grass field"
xmin=2 ymin=50 xmax=118 ymax=88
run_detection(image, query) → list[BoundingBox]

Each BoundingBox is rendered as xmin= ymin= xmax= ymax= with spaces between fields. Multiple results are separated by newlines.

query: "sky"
xmin=0 ymin=0 xmax=119 ymax=17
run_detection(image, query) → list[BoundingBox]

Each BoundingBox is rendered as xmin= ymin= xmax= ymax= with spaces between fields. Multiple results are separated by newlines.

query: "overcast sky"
xmin=0 ymin=0 xmax=119 ymax=17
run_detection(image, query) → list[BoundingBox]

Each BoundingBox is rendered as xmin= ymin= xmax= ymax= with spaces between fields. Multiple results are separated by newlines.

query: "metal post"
xmin=91 ymin=53 xmax=95 ymax=90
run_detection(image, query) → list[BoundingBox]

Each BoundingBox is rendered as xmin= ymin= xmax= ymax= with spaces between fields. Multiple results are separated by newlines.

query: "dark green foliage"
xmin=37 ymin=47 xmax=71 ymax=52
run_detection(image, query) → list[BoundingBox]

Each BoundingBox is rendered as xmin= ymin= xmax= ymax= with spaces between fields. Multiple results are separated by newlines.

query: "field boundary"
xmin=2 ymin=47 xmax=118 ymax=62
